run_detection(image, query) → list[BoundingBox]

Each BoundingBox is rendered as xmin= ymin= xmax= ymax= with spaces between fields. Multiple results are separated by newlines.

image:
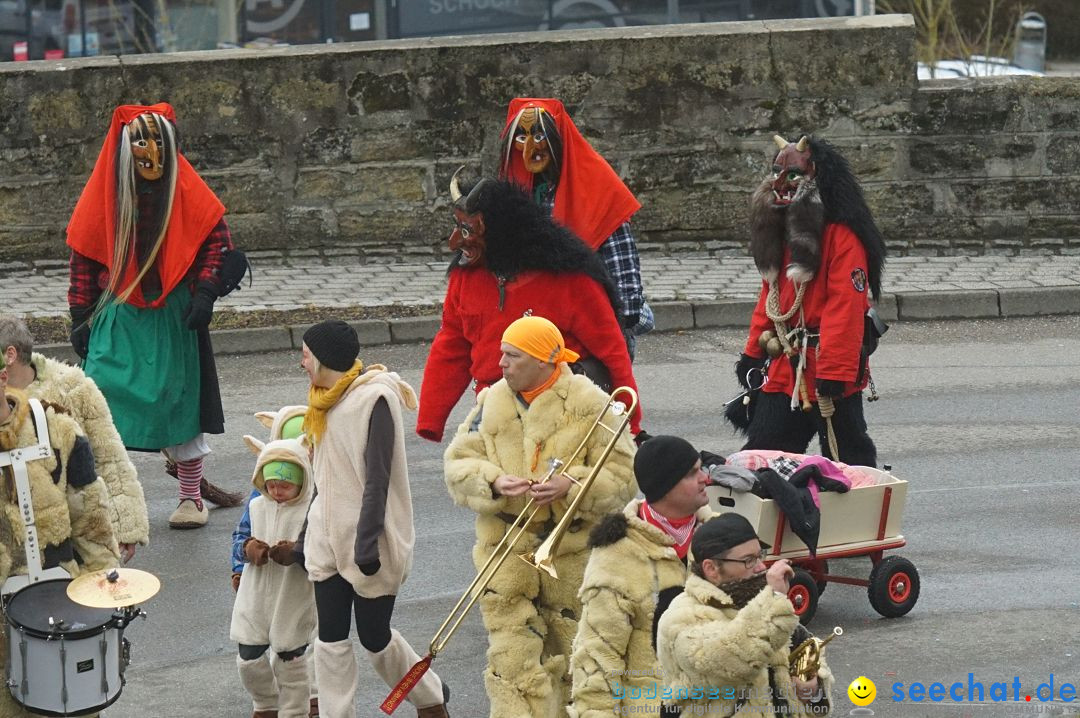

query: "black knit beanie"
xmin=302 ymin=320 xmax=359 ymax=372
xmin=633 ymin=435 xmax=699 ymax=503
xmin=691 ymin=512 xmax=765 ymax=561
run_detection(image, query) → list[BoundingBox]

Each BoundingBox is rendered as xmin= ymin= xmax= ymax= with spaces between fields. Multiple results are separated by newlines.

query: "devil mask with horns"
xmin=750 ymin=134 xmax=885 ymax=300
xmin=448 ymin=169 xmax=488 ymax=268
xmin=443 ymin=166 xmax=621 ymax=311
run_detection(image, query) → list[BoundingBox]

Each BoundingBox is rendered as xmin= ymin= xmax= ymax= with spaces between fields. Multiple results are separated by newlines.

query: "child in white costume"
xmin=231 ymin=433 xmax=317 ymax=718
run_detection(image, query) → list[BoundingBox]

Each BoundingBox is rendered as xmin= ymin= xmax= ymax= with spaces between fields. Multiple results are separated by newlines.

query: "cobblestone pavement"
xmin=6 ymin=252 xmax=1080 ymax=317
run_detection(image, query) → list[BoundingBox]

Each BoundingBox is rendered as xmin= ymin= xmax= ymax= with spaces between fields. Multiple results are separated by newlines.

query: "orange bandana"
xmin=520 ymin=364 xmax=562 ymax=404
xmin=501 ymin=316 xmax=580 ymax=365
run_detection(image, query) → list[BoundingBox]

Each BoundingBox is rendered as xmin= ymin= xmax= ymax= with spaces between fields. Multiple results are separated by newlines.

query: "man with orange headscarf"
xmin=444 ymin=316 xmax=636 ymax=718
xmin=67 ymin=103 xmax=244 ymax=530
xmin=499 ymin=98 xmax=653 ymax=358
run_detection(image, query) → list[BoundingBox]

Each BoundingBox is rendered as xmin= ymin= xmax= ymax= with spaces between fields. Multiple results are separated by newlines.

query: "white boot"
xmin=273 ymin=650 xmax=313 ymax=718
xmin=313 ymin=639 xmax=358 ymax=718
xmin=365 ymin=629 xmax=445 ymax=710
xmin=237 ymin=653 xmax=279 ymax=713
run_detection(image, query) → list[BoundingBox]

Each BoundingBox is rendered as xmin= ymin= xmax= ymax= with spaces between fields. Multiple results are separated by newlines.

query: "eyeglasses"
xmin=710 ymin=548 xmax=768 ymax=569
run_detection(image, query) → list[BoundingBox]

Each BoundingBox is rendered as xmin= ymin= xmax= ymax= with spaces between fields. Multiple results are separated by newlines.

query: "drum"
xmin=5 ymin=579 xmax=127 ymax=716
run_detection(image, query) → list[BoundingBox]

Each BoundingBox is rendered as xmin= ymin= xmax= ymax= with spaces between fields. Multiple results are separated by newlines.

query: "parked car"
xmin=918 ymin=55 xmax=1043 ymax=80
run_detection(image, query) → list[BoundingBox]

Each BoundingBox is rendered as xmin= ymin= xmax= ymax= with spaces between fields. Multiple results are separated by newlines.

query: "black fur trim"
xmin=808 ymin=137 xmax=887 ymax=300
xmin=451 ymin=178 xmax=622 ymax=319
xmin=65 ymin=435 xmax=98 ymax=488
xmin=588 ymin=512 xmax=629 ymax=548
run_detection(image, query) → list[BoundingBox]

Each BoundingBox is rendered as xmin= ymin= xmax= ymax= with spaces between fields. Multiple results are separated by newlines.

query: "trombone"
xmin=383 ymin=387 xmax=638 ymax=712
xmin=430 ymin=385 xmax=637 ymax=659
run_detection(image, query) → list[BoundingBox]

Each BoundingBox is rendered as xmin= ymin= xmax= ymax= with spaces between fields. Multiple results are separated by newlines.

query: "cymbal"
xmin=66 ymin=568 xmax=161 ymax=608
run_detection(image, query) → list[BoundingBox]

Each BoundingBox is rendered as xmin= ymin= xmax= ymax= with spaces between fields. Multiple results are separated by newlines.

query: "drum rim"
xmin=6 ymin=578 xmax=116 ymax=639
xmin=8 ymin=680 xmax=125 ymax=716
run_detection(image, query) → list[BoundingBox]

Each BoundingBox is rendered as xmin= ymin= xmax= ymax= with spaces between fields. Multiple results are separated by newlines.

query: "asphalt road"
xmin=90 ymin=316 xmax=1080 ymax=718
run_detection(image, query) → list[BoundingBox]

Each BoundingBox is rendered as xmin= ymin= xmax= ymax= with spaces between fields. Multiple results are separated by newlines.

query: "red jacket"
xmin=743 ymin=223 xmax=870 ymax=401
xmin=417 ymin=268 xmax=642 ymax=442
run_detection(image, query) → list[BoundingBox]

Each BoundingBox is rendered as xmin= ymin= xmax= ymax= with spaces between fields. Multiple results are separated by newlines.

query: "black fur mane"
xmin=808 ymin=138 xmax=887 ymax=300
xmin=452 ymin=178 xmax=622 ymax=318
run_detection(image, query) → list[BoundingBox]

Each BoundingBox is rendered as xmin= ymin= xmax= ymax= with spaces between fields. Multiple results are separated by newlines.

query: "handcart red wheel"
xmin=787 ymin=569 xmax=819 ymax=625
xmin=867 ymin=555 xmax=920 ymax=618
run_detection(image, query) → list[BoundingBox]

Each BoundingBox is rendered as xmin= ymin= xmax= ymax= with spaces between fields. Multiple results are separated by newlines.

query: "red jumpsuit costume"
xmin=743 ymin=223 xmax=870 ymax=400
xmin=416 ymin=267 xmax=641 ymax=442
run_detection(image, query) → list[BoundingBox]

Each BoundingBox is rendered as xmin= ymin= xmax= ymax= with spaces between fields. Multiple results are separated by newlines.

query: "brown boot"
xmin=308 ymin=697 xmax=319 ymax=717
xmin=416 ymin=705 xmax=448 ymax=718
xmin=252 ymin=711 xmax=278 ymax=718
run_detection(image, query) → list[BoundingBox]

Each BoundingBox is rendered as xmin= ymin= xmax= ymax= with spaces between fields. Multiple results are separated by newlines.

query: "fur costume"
xmin=230 ymin=435 xmax=316 ymax=652
xmin=731 ymin=136 xmax=884 ymax=464
xmin=28 ymin=353 xmax=148 ymax=546
xmin=0 ymin=390 xmax=120 ymax=718
xmin=417 ymin=178 xmax=641 ymax=442
xmin=657 ymin=574 xmax=833 ymax=716
xmin=567 ymin=499 xmax=712 ymax=718
xmin=444 ymin=368 xmax=636 ymax=718
xmin=304 ymin=367 xmax=416 ymax=598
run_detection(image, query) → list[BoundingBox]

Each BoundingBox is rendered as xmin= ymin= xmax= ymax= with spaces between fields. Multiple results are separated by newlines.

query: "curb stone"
xmin=34 ymin=288 xmax=1080 ymax=362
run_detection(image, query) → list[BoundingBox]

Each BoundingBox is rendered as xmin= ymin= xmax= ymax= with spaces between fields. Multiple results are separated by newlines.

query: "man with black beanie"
xmin=568 ymin=435 xmax=713 ymax=718
xmin=657 ymin=513 xmax=833 ymax=716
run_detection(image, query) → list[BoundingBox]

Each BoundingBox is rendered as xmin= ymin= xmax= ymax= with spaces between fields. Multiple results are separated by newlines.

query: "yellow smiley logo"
xmin=848 ymin=676 xmax=876 ymax=706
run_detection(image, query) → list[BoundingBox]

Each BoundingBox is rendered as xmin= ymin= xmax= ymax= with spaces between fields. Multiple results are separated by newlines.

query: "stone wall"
xmin=0 ymin=15 xmax=1076 ymax=263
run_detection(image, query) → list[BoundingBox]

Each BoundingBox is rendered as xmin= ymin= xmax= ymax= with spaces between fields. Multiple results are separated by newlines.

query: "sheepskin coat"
xmin=443 ymin=368 xmax=636 ymax=717
xmin=304 ymin=368 xmax=416 ymax=597
xmin=568 ymin=499 xmax=712 ymax=718
xmin=445 ymin=367 xmax=636 ymax=552
xmin=29 ymin=353 xmax=148 ymax=546
xmin=0 ymin=390 xmax=120 ymax=718
xmin=230 ymin=437 xmax=316 ymax=652
xmin=657 ymin=574 xmax=833 ymax=716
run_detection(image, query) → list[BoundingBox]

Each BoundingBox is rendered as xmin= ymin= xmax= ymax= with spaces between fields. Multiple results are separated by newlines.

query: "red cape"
xmin=66 ymin=102 xmax=226 ymax=308
xmin=500 ymin=98 xmax=641 ymax=250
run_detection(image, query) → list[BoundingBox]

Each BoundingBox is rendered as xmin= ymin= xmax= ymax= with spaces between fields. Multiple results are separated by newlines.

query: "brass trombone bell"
xmin=790 ymin=626 xmax=842 ymax=682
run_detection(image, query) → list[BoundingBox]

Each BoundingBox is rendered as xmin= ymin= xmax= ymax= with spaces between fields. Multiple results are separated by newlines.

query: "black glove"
xmin=735 ymin=353 xmax=766 ymax=390
xmin=183 ymin=280 xmax=218 ymax=330
xmin=69 ymin=306 xmax=92 ymax=359
xmin=816 ymin=379 xmax=845 ymax=399
xmin=358 ymin=559 xmax=381 ymax=576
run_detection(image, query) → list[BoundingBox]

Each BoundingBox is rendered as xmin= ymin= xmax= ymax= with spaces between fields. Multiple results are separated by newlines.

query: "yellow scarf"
xmin=303 ymin=360 xmax=364 ymax=447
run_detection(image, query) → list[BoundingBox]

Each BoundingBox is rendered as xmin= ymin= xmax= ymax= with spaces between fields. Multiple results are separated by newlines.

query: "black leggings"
xmin=238 ymin=643 xmax=308 ymax=661
xmin=743 ymin=391 xmax=877 ymax=467
xmin=314 ymin=573 xmax=396 ymax=652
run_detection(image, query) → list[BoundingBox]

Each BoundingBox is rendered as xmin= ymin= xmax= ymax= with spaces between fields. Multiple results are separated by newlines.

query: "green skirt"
xmin=83 ymin=288 xmax=202 ymax=450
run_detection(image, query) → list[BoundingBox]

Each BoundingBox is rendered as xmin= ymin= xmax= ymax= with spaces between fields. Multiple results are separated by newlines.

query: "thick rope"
xmin=817 ymin=395 xmax=840 ymax=460
xmin=766 ymin=280 xmax=808 ymax=354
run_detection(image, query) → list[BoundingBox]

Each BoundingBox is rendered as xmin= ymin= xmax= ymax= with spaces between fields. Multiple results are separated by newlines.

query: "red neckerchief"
xmin=500 ymin=98 xmax=641 ymax=250
xmin=640 ymin=501 xmax=696 ymax=559
xmin=66 ymin=103 xmax=226 ymax=308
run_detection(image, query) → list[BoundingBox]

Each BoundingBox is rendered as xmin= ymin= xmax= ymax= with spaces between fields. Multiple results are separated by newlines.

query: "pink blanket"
xmin=725 ymin=450 xmax=879 ymax=489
